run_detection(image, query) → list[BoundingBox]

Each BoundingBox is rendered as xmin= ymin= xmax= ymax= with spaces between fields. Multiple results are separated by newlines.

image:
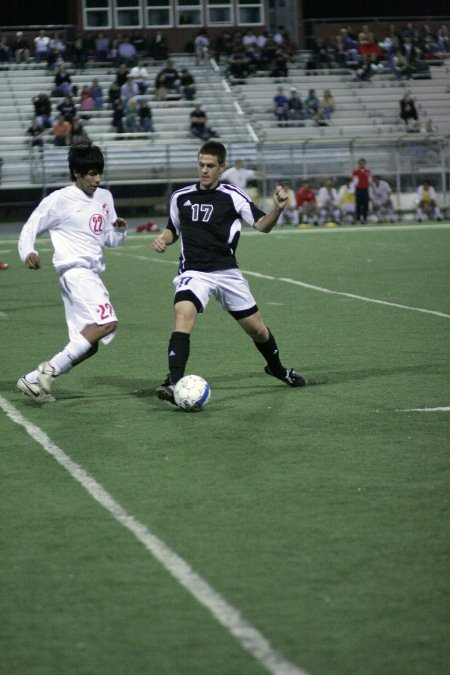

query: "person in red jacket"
xmin=296 ymin=180 xmax=319 ymax=225
xmin=351 ymin=158 xmax=372 ymax=223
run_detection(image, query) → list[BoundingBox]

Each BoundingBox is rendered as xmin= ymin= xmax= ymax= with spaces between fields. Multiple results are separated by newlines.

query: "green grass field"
xmin=1 ymin=223 xmax=449 ymax=675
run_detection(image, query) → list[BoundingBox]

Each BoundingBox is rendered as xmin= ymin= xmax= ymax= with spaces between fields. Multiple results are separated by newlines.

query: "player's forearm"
xmin=254 ymin=207 xmax=283 ymax=233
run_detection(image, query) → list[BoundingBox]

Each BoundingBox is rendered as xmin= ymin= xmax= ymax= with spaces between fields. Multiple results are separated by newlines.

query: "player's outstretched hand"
xmin=273 ymin=184 xmax=288 ymax=210
xmin=152 ymin=235 xmax=167 ymax=253
xmin=113 ymin=217 xmax=128 ymax=230
xmin=25 ymin=253 xmax=40 ymax=269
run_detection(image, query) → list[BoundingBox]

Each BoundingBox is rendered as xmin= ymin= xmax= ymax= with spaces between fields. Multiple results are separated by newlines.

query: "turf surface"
xmin=1 ymin=223 xmax=449 ymax=674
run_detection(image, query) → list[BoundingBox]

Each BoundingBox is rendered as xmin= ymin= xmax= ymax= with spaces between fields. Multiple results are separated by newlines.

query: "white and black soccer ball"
xmin=173 ymin=375 xmax=211 ymax=412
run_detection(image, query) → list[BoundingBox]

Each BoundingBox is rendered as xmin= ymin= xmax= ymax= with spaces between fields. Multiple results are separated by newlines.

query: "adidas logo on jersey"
xmin=184 ymin=200 xmax=192 ymax=206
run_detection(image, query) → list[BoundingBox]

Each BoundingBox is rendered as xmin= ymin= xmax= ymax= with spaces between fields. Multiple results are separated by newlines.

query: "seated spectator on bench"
xmin=287 ymin=87 xmax=304 ymax=122
xmin=33 ymin=93 xmax=53 ymax=129
xmin=95 ymin=32 xmax=110 ymax=62
xmin=321 ymin=89 xmax=335 ymax=120
xmin=13 ymin=32 xmax=30 ymax=64
xmin=26 ymin=118 xmax=45 ymax=148
xmin=180 ymin=68 xmax=196 ymax=101
xmin=273 ymin=86 xmax=289 ymax=124
xmin=370 ymin=176 xmax=395 ymax=223
xmin=54 ymin=64 xmax=74 ymax=97
xmin=138 ymin=100 xmax=154 ymax=133
xmin=399 ymin=91 xmax=418 ymax=127
xmin=270 ymin=47 xmax=289 ymax=77
xmin=190 ymin=102 xmax=218 ymax=141
xmin=416 ymin=181 xmax=443 ymax=221
xmin=79 ymin=85 xmax=96 ymax=112
xmin=89 ymin=78 xmax=104 ymax=110
xmin=228 ymin=45 xmax=250 ymax=80
xmin=57 ymin=95 xmax=77 ymax=124
xmin=52 ymin=114 xmax=71 ymax=146
xmin=130 ymin=60 xmax=149 ymax=94
xmin=296 ymin=180 xmax=319 ymax=225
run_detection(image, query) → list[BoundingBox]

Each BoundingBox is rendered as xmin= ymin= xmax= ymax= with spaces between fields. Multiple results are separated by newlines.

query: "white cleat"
xmin=17 ymin=376 xmax=56 ymax=403
xmin=38 ymin=361 xmax=56 ymax=394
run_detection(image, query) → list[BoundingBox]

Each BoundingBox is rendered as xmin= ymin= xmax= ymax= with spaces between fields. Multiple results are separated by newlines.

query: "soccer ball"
xmin=173 ymin=375 xmax=211 ymax=412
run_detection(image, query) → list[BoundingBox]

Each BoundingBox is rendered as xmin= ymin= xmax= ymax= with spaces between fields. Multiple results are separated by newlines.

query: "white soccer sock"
xmin=434 ymin=207 xmax=442 ymax=218
xmin=49 ymin=334 xmax=93 ymax=375
xmin=416 ymin=207 xmax=423 ymax=219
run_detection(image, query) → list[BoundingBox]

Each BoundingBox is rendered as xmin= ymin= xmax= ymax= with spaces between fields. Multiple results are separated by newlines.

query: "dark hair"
xmin=198 ymin=141 xmax=226 ymax=166
xmin=68 ymin=142 xmax=104 ymax=181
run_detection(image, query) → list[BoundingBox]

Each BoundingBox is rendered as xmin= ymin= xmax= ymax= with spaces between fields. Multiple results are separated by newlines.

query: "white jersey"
xmin=18 ymin=184 xmax=125 ymax=275
xmin=220 ymin=167 xmax=256 ymax=190
xmin=317 ymin=186 xmax=338 ymax=208
xmin=370 ymin=180 xmax=391 ymax=204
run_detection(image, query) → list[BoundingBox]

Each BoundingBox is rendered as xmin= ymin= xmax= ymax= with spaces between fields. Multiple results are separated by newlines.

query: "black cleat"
xmin=156 ymin=375 xmax=176 ymax=404
xmin=264 ymin=365 xmax=306 ymax=387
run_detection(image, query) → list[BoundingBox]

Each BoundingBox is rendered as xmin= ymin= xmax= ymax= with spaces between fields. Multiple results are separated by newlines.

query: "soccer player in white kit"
xmin=17 ymin=142 xmax=127 ymax=402
xmin=369 ymin=175 xmax=396 ymax=223
xmin=152 ymin=140 xmax=306 ymax=405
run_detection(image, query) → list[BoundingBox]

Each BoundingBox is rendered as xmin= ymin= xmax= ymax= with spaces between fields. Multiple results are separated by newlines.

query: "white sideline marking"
xmin=0 ymin=395 xmax=308 ymax=675
xmin=397 ymin=406 xmax=450 ymax=412
xmin=245 ymin=272 xmax=450 ymax=319
xmin=113 ymin=251 xmax=450 ymax=319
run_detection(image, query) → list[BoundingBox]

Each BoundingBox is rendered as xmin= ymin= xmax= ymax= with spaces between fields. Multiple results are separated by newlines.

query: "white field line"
xmin=0 ymin=394 xmax=308 ymax=675
xmin=112 ymin=252 xmax=450 ymax=319
xmin=397 ymin=406 xmax=450 ymax=412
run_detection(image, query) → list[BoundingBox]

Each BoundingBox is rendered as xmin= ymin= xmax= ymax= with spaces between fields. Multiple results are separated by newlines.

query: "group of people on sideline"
xmin=274 ymin=168 xmax=443 ymax=227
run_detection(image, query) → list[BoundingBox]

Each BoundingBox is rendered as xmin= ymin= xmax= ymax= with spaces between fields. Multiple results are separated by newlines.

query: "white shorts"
xmin=173 ymin=269 xmax=257 ymax=315
xmin=59 ymin=267 xmax=118 ymax=344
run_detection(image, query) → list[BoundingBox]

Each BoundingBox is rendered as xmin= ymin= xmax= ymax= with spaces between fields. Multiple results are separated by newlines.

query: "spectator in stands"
xmin=270 ymin=47 xmax=289 ymax=78
xmin=130 ymin=59 xmax=149 ymax=94
xmin=317 ymin=179 xmax=341 ymax=225
xmin=180 ymin=68 xmax=196 ymax=101
xmin=304 ymin=89 xmax=321 ymax=123
xmin=422 ymin=117 xmax=438 ymax=134
xmin=79 ymin=85 xmax=96 ymax=112
xmin=337 ymin=180 xmax=356 ymax=224
xmin=340 ymin=28 xmax=359 ymax=62
xmin=13 ymin=32 xmax=30 ymax=64
xmin=118 ymin=36 xmax=137 ymax=67
xmin=95 ymin=32 xmax=109 ymax=62
xmin=46 ymin=45 xmax=65 ymax=72
xmin=221 ymin=159 xmax=264 ymax=189
xmin=277 ymin=183 xmax=299 ymax=226
xmin=370 ymin=176 xmax=395 ymax=223
xmin=416 ymin=181 xmax=443 ymax=221
xmin=0 ymin=36 xmax=12 ymax=64
xmin=310 ymin=38 xmax=330 ymax=69
xmin=125 ymin=97 xmax=139 ymax=133
xmin=354 ymin=54 xmax=374 ymax=81
xmin=194 ymin=30 xmax=209 ymax=65
xmin=52 ymin=114 xmax=72 ymax=146
xmin=399 ymin=91 xmax=418 ymax=127
xmin=120 ymin=75 xmax=139 ymax=107
xmin=392 ymin=50 xmax=412 ymax=80
xmin=273 ymin=86 xmax=289 ymax=124
xmin=242 ymin=29 xmax=257 ymax=51
xmin=89 ymin=78 xmax=104 ymax=110
xmin=57 ymin=95 xmax=77 ymax=124
xmin=437 ymin=25 xmax=450 ymax=52
xmin=54 ymin=64 xmax=73 ymax=97
xmin=34 ymin=30 xmax=50 ymax=62
xmin=321 ymin=89 xmax=335 ymax=120
xmin=131 ymin=31 xmax=148 ymax=58
xmin=261 ymin=34 xmax=278 ymax=71
xmin=351 ymin=157 xmax=372 ymax=224
xmin=287 ymin=87 xmax=304 ymax=122
xmin=228 ymin=44 xmax=250 ymax=80
xmin=71 ymin=37 xmax=87 ymax=70
xmin=296 ymin=180 xmax=319 ymax=225
xmin=115 ymin=63 xmax=129 ymax=87
xmin=150 ymin=32 xmax=168 ymax=61
xmin=112 ymin=100 xmax=125 ymax=135
xmin=49 ymin=32 xmax=66 ymax=58
xmin=107 ymin=38 xmax=120 ymax=68
xmin=155 ymin=59 xmax=180 ymax=99
xmin=190 ymin=102 xmax=218 ymax=141
xmin=70 ymin=117 xmax=88 ymax=144
xmin=26 ymin=118 xmax=45 ymax=149
xmin=33 ymin=93 xmax=53 ymax=129
xmin=138 ymin=100 xmax=154 ymax=133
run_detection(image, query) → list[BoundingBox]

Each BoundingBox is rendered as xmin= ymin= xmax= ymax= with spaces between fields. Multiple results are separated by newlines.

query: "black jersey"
xmin=167 ymin=182 xmax=265 ymax=273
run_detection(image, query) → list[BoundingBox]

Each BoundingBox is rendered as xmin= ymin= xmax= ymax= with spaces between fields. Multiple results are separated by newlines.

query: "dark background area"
xmin=1 ymin=0 xmax=448 ymax=25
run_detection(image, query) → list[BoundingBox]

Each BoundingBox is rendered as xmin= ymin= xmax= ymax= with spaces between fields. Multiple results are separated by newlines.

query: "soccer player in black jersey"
xmin=152 ymin=140 xmax=306 ymax=404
